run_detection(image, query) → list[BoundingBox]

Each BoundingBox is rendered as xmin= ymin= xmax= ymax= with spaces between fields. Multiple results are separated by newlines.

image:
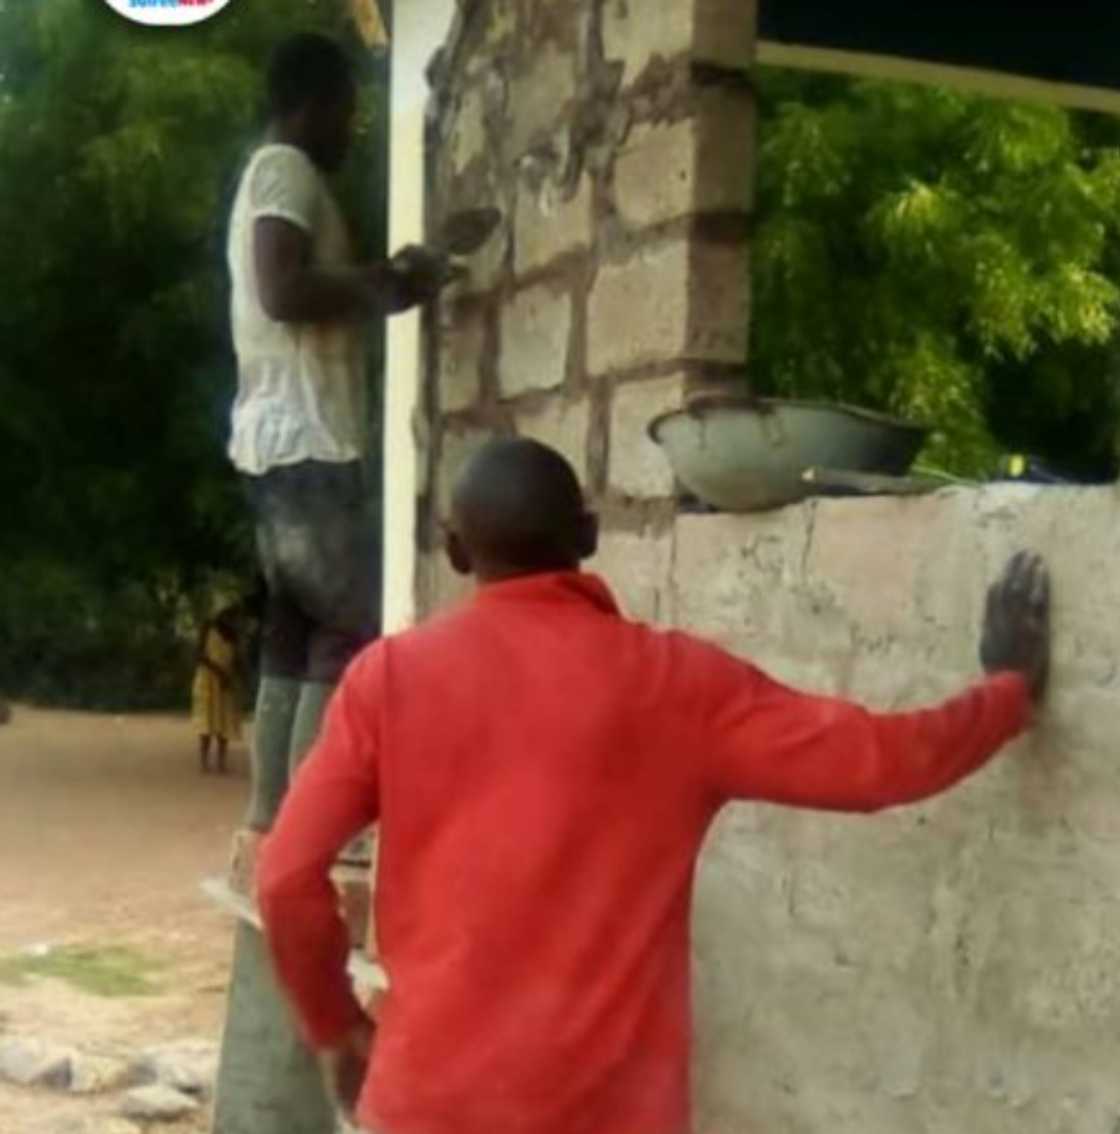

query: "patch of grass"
xmin=0 ymin=944 xmax=163 ymax=998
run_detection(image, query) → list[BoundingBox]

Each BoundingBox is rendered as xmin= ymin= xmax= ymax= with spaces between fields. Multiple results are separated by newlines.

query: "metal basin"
xmin=649 ymin=396 xmax=928 ymax=512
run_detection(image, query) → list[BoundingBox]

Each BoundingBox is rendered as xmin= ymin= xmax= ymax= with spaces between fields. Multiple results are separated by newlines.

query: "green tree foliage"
xmin=0 ymin=0 xmax=386 ymax=708
xmin=752 ymin=68 xmax=1120 ymax=477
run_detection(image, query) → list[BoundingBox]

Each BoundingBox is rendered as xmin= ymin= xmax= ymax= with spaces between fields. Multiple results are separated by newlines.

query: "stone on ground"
xmin=0 ymin=1036 xmax=72 ymax=1088
xmin=130 ymin=1038 xmax=218 ymax=1099
xmin=120 ymin=1083 xmax=200 ymax=1121
xmin=68 ymin=1052 xmax=132 ymax=1094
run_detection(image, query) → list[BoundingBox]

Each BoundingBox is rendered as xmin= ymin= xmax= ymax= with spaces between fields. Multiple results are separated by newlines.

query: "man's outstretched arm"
xmin=704 ymin=552 xmax=1050 ymax=812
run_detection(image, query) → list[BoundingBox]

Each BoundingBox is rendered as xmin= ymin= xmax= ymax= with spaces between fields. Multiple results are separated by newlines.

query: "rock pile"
xmin=0 ymin=1035 xmax=218 ymax=1126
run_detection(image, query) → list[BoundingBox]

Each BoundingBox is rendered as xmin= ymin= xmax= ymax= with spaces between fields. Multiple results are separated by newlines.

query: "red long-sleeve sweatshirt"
xmin=257 ymin=571 xmax=1029 ymax=1134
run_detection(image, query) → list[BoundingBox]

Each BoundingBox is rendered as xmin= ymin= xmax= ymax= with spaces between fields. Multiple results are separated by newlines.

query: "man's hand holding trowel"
xmin=384 ymin=206 xmax=502 ymax=310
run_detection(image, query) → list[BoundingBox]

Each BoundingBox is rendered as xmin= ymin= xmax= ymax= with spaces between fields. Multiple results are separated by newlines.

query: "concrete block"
xmin=499 ymin=284 xmax=572 ymax=397
xmin=515 ymin=174 xmax=594 ymax=275
xmin=428 ymin=549 xmax=475 ymax=614
xmin=587 ymin=241 xmax=748 ymax=376
xmin=437 ymin=304 xmax=486 ymax=413
xmin=589 ymin=243 xmax=688 ymax=375
xmin=507 ymin=41 xmax=578 ymax=156
xmin=437 ymin=425 xmax=493 ymax=517
xmin=602 ymin=0 xmax=757 ymax=87
xmin=448 ymin=83 xmax=487 ymax=175
xmin=686 ymin=240 xmax=751 ymax=365
xmin=609 ymin=374 xmax=685 ymax=498
xmin=515 ymin=394 xmax=591 ymax=483
xmin=613 ymin=94 xmax=756 ymax=230
xmin=592 ymin=527 xmax=674 ymax=624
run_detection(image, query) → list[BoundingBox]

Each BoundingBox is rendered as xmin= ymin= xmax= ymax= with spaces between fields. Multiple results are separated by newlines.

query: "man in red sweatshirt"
xmin=257 ymin=438 xmax=1050 ymax=1134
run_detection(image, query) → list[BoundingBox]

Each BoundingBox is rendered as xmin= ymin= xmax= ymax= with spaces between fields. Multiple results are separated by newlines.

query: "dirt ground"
xmin=0 ymin=705 xmax=248 ymax=1132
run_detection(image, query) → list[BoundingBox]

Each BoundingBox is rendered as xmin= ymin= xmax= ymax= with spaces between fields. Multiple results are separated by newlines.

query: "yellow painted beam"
xmin=351 ymin=0 xmax=389 ymax=50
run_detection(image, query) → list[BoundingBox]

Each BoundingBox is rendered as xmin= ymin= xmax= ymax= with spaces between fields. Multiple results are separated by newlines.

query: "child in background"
xmin=192 ymin=603 xmax=243 ymax=774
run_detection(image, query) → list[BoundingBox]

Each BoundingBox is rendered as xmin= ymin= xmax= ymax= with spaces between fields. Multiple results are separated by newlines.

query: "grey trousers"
xmin=243 ymin=460 xmax=379 ymax=684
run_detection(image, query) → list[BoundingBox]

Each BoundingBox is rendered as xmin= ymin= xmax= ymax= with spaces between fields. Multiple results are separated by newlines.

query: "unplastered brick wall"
xmin=414 ymin=0 xmax=757 ymax=612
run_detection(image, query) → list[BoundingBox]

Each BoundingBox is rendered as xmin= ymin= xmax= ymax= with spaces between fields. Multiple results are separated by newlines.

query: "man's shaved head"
xmin=447 ymin=439 xmax=597 ymax=581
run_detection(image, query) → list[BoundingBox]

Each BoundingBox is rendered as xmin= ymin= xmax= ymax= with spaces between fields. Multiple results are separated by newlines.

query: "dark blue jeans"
xmin=243 ymin=460 xmax=379 ymax=683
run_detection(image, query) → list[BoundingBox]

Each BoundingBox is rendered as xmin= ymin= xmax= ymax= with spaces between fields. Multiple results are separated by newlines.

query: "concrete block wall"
xmin=677 ymin=487 xmax=1120 ymax=1132
xmin=415 ymin=0 xmax=757 ymax=610
xmin=430 ymin=466 xmax=1120 ymax=1130
xmin=413 ymin=1 xmax=1120 ymax=1130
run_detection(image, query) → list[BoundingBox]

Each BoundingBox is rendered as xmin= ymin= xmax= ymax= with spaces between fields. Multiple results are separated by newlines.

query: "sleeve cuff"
xmin=984 ymin=670 xmax=1033 ymax=732
xmin=250 ymin=207 xmax=313 ymax=232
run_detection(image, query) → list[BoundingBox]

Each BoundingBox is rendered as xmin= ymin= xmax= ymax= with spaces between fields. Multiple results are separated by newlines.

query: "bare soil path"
xmin=0 ymin=706 xmax=248 ymax=1132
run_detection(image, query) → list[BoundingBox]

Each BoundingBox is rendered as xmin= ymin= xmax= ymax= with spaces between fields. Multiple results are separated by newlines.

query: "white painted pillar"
xmin=381 ymin=0 xmax=454 ymax=633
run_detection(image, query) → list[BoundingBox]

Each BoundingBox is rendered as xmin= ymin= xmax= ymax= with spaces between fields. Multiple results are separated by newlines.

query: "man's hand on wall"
xmin=980 ymin=551 xmax=1051 ymax=702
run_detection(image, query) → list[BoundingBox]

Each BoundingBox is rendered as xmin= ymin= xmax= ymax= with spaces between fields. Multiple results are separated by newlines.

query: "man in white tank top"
xmin=226 ymin=33 xmax=441 ymax=879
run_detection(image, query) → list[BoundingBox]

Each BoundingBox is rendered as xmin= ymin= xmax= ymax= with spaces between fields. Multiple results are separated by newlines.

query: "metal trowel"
xmin=433 ymin=207 xmax=502 ymax=257
xmin=389 ymin=207 xmax=502 ymax=291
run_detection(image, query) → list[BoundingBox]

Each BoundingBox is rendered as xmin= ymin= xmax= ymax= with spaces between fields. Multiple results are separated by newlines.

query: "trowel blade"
xmin=436 ymin=207 xmax=502 ymax=257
